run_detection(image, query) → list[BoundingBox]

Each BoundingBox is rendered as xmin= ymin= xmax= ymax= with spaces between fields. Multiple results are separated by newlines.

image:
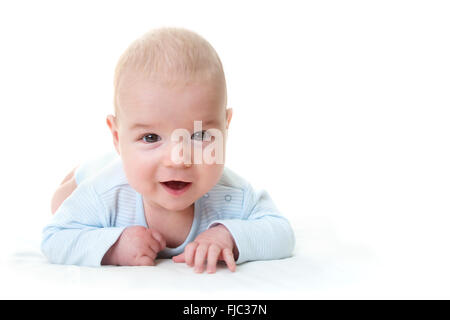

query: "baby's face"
xmin=108 ymin=73 xmax=231 ymax=211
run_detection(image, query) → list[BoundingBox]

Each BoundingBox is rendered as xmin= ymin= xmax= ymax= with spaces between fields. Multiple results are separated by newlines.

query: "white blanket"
xmin=3 ymin=213 xmax=450 ymax=299
xmin=0 ymin=216 xmax=377 ymax=299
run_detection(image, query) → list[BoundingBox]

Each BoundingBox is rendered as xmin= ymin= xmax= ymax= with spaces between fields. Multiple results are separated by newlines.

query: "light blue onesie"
xmin=41 ymin=152 xmax=295 ymax=267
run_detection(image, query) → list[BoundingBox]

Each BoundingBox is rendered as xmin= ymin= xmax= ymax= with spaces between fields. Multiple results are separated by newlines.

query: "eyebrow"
xmin=129 ymin=123 xmax=157 ymax=131
xmin=129 ymin=119 xmax=219 ymax=131
xmin=201 ymin=119 xmax=219 ymax=126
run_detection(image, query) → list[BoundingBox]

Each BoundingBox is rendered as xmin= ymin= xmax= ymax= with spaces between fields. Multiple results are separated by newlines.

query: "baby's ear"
xmin=106 ymin=115 xmax=120 ymax=155
xmin=226 ymin=108 xmax=233 ymax=129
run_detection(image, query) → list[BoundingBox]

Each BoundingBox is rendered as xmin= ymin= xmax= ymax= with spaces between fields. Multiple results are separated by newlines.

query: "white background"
xmin=0 ymin=0 xmax=449 ymax=298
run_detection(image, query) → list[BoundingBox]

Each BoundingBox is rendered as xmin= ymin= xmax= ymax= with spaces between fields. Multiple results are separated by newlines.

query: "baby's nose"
xmin=162 ymin=140 xmax=192 ymax=168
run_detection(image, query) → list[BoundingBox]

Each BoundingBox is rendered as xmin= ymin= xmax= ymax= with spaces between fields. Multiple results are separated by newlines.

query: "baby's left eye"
xmin=191 ymin=130 xmax=211 ymax=141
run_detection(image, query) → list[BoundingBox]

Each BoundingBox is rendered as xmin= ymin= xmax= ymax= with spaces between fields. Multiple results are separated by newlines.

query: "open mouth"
xmin=162 ymin=181 xmax=190 ymax=190
xmin=160 ymin=180 xmax=192 ymax=195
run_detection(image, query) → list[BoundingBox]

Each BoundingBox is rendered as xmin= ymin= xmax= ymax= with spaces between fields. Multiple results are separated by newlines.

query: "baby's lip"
xmin=160 ymin=180 xmax=192 ymax=195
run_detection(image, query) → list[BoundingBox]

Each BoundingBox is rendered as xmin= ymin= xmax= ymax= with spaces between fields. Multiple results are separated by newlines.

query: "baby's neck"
xmin=142 ymin=200 xmax=195 ymax=248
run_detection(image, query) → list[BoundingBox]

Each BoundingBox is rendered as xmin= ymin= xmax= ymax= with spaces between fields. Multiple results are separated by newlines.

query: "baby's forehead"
xmin=117 ymin=73 xmax=226 ymax=126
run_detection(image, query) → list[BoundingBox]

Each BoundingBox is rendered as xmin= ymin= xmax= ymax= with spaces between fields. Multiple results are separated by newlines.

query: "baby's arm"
xmin=42 ymin=182 xmax=126 ymax=266
xmin=212 ymin=187 xmax=295 ymax=264
xmin=43 ymin=181 xmax=166 ymax=267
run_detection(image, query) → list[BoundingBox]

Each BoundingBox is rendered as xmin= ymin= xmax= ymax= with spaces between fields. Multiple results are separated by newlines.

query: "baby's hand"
xmin=101 ymin=226 xmax=166 ymax=266
xmin=172 ymin=224 xmax=238 ymax=273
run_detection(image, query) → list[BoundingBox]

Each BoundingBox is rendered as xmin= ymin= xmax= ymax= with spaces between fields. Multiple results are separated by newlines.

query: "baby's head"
xmin=107 ymin=27 xmax=232 ymax=211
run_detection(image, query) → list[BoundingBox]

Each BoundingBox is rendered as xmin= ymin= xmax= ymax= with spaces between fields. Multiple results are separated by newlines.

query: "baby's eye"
xmin=142 ymin=133 xmax=161 ymax=143
xmin=191 ymin=130 xmax=211 ymax=141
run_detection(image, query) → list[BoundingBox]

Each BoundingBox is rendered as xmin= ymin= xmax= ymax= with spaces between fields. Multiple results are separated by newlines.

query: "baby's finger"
xmin=206 ymin=244 xmax=221 ymax=274
xmin=194 ymin=243 xmax=209 ymax=273
xmin=184 ymin=242 xmax=198 ymax=267
xmin=150 ymin=229 xmax=166 ymax=251
xmin=146 ymin=236 xmax=161 ymax=255
xmin=172 ymin=252 xmax=185 ymax=263
xmin=222 ymin=248 xmax=236 ymax=272
xmin=140 ymin=245 xmax=157 ymax=261
xmin=136 ymin=255 xmax=156 ymax=266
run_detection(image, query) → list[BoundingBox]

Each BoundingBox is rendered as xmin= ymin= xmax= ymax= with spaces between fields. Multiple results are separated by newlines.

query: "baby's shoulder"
xmin=201 ymin=168 xmax=251 ymax=210
xmin=80 ymin=157 xmax=129 ymax=196
xmin=216 ymin=167 xmax=250 ymax=190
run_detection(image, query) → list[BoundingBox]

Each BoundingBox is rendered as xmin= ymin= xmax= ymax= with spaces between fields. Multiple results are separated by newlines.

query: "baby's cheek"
xmin=198 ymin=164 xmax=224 ymax=192
xmin=123 ymin=161 xmax=157 ymax=194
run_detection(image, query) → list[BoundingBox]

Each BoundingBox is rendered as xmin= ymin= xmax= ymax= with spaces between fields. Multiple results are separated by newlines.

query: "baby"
xmin=42 ymin=27 xmax=295 ymax=273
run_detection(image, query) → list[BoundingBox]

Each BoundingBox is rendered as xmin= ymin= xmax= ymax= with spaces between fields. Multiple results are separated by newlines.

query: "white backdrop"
xmin=0 ymin=0 xmax=449 ymax=298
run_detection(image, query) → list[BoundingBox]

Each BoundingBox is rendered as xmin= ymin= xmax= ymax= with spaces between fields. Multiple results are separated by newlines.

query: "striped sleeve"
xmin=208 ymin=186 xmax=295 ymax=264
xmin=41 ymin=182 xmax=126 ymax=267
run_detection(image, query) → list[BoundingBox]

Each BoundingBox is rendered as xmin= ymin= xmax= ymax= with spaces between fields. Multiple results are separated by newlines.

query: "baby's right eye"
xmin=142 ymin=133 xmax=161 ymax=143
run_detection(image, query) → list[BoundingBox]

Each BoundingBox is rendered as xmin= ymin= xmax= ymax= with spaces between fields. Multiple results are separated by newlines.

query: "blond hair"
xmin=113 ymin=27 xmax=227 ymax=117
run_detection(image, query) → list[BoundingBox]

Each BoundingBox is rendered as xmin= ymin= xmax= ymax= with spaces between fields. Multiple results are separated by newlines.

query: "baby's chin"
xmin=156 ymin=197 xmax=195 ymax=212
xmin=151 ymin=185 xmax=198 ymax=211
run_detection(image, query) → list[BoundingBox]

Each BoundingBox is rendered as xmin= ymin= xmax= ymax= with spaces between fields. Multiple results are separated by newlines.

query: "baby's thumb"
xmin=172 ymin=252 xmax=185 ymax=263
xmin=150 ymin=229 xmax=166 ymax=251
